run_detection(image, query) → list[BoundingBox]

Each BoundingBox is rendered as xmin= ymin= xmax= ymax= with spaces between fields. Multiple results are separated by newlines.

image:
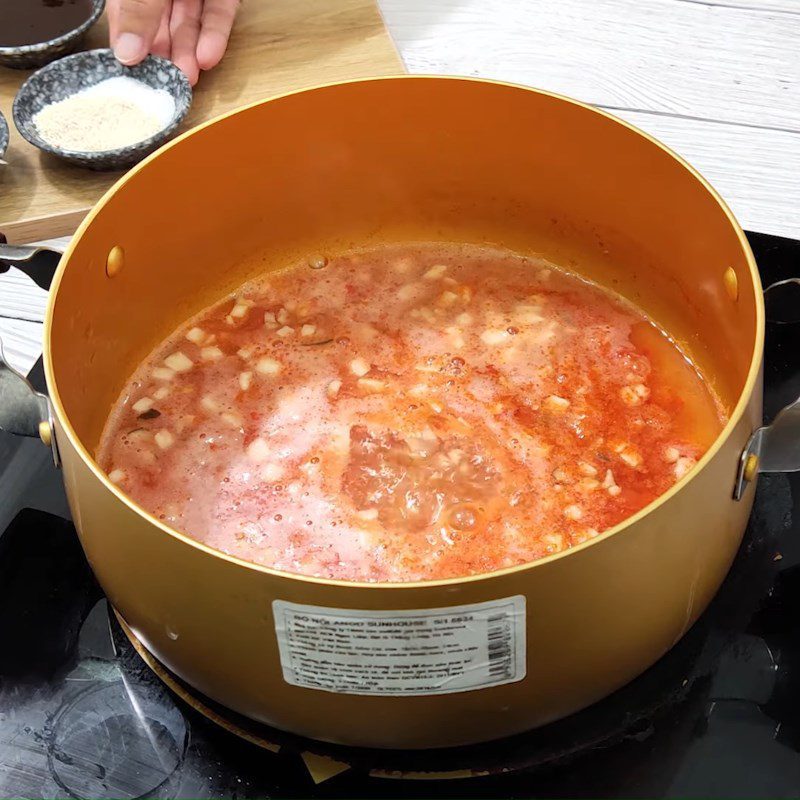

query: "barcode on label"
xmin=487 ymin=612 xmax=513 ymax=679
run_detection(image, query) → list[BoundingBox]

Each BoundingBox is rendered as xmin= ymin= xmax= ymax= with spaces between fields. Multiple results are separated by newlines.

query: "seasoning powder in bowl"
xmin=32 ymin=76 xmax=176 ymax=152
xmin=14 ymin=50 xmax=192 ymax=169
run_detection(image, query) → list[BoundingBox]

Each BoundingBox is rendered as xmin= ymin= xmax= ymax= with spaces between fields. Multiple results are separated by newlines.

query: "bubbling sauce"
xmin=98 ymin=244 xmax=727 ymax=582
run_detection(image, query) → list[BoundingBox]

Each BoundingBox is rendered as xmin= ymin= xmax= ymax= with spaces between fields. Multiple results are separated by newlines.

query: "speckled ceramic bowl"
xmin=0 ymin=0 xmax=105 ymax=70
xmin=13 ymin=49 xmax=193 ymax=171
xmin=0 ymin=111 xmax=8 ymax=162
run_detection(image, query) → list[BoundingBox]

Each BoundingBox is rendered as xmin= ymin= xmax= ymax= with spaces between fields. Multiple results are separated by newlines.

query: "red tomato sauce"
xmin=97 ymin=243 xmax=727 ymax=582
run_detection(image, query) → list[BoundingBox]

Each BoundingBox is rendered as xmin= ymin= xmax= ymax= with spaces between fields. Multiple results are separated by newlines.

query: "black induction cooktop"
xmin=2 ymin=231 xmax=800 ymax=799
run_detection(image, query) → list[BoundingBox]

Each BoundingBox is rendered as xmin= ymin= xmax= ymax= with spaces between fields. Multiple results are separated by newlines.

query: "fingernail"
xmin=114 ymin=32 xmax=146 ymax=65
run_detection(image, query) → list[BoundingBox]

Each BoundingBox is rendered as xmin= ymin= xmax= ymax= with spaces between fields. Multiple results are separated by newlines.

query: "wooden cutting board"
xmin=0 ymin=1 xmax=402 ymax=242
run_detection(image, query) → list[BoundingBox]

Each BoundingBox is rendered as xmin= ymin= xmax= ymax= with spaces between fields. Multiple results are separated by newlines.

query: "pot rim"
xmin=43 ymin=75 xmax=765 ymax=590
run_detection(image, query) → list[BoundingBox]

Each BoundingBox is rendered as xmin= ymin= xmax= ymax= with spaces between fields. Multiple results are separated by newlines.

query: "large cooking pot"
xmin=0 ymin=76 xmax=793 ymax=749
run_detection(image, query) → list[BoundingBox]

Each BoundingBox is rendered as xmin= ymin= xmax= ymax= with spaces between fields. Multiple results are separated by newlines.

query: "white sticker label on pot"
xmin=272 ymin=596 xmax=526 ymax=696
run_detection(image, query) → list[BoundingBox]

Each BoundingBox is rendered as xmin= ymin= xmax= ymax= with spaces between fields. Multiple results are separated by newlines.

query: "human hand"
xmin=108 ymin=0 xmax=239 ymax=86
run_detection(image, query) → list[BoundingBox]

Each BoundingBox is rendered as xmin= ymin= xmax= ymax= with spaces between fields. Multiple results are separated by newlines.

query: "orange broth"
xmin=97 ymin=243 xmax=726 ymax=582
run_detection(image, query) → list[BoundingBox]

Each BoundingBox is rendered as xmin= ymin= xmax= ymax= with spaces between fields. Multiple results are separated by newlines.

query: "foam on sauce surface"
xmin=98 ymin=244 xmax=726 ymax=582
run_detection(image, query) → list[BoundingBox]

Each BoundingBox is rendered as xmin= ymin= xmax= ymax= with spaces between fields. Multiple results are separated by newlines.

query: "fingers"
xmin=169 ymin=0 xmax=203 ymax=85
xmin=150 ymin=2 xmax=172 ymax=60
xmin=107 ymin=0 xmax=237 ymax=79
xmin=196 ymin=0 xmax=239 ymax=72
xmin=110 ymin=0 xmax=169 ymax=65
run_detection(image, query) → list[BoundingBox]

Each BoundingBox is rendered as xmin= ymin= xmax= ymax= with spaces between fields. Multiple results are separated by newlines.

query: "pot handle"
xmin=0 ymin=339 xmax=58 ymax=464
xmin=0 ymin=238 xmax=64 ymax=290
xmin=734 ymin=278 xmax=800 ymax=500
xmin=0 ymin=238 xmax=64 ymax=465
xmin=734 ymin=402 xmax=800 ymax=499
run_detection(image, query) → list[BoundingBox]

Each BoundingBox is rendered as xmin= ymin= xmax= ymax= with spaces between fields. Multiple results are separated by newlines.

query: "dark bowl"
xmin=0 ymin=111 xmax=8 ymax=162
xmin=13 ymin=49 xmax=193 ymax=171
xmin=0 ymin=0 xmax=106 ymax=70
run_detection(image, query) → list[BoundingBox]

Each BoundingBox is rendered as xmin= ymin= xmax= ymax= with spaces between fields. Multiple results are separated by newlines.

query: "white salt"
xmin=33 ymin=76 xmax=176 ymax=153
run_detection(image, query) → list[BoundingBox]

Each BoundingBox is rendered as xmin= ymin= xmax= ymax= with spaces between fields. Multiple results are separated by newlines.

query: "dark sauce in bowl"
xmin=0 ymin=0 xmax=94 ymax=47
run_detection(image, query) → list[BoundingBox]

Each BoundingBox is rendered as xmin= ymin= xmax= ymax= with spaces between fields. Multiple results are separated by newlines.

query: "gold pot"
xmin=0 ymin=77 xmax=778 ymax=749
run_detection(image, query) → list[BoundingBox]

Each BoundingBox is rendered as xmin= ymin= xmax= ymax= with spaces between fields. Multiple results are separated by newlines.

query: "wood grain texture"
xmin=672 ymin=0 xmax=800 ymax=13
xmin=0 ymin=317 xmax=42 ymax=374
xmin=0 ymin=268 xmax=48 ymax=322
xmin=0 ymin=236 xmax=66 ymax=324
xmin=0 ymin=209 xmax=88 ymax=242
xmin=378 ymin=0 xmax=800 ymax=238
xmin=0 ymin=0 xmax=402 ymax=241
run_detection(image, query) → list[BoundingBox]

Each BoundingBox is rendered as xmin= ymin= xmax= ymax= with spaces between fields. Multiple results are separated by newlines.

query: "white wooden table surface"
xmin=2 ymin=0 xmax=798 ymax=376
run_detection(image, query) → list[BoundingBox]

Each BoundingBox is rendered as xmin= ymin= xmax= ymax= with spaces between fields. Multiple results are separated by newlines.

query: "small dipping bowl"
xmin=13 ymin=49 xmax=192 ymax=171
xmin=0 ymin=0 xmax=105 ymax=70
xmin=0 ymin=111 xmax=8 ymax=162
